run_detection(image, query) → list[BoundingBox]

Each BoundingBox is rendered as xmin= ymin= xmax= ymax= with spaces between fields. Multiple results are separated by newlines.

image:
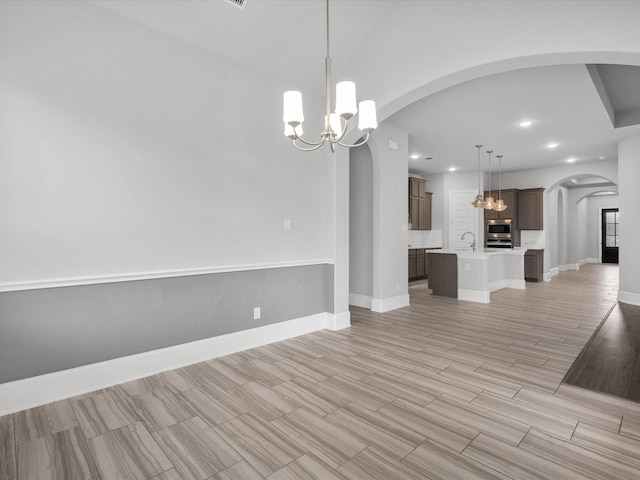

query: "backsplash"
xmin=408 ymin=229 xmax=443 ymax=248
xmin=521 ymin=230 xmax=545 ymax=249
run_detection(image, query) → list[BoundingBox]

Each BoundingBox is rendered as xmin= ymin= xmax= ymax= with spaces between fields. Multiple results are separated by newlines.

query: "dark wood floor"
xmin=564 ymin=301 xmax=640 ymax=403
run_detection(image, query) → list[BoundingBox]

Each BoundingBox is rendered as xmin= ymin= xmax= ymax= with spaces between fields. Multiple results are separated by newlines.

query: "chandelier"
xmin=282 ymin=0 xmax=378 ymax=152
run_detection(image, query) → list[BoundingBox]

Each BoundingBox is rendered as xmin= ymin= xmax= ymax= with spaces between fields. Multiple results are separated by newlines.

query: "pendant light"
xmin=484 ymin=150 xmax=496 ymax=210
xmin=494 ymin=154 xmax=507 ymax=212
xmin=471 ymin=144 xmax=486 ymax=208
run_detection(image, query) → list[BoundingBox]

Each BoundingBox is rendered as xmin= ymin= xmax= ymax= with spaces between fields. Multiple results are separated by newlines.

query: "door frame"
xmin=601 ymin=207 xmax=619 ymax=264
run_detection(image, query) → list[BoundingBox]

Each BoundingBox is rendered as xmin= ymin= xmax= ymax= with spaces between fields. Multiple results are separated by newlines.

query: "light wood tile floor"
xmin=3 ymin=263 xmax=640 ymax=479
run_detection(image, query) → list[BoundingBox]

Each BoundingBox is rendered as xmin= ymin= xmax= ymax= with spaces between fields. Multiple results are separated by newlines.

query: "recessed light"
xmin=546 ymin=143 xmax=558 ymax=149
xmin=410 ymin=154 xmax=420 ymax=159
xmin=599 ymin=156 xmax=606 ymax=160
xmin=448 ymin=167 xmax=456 ymax=172
xmin=519 ymin=120 xmax=532 ymax=127
xmin=567 ymin=157 xmax=577 ymax=163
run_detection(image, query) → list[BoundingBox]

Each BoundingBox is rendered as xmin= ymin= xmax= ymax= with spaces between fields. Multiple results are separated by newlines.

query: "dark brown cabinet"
xmin=484 ymin=189 xmax=518 ymax=221
xmin=524 ymin=249 xmax=544 ymax=282
xmin=428 ymin=253 xmax=458 ymax=298
xmin=416 ymin=250 xmax=425 ymax=277
xmin=409 ymin=249 xmax=427 ymax=280
xmin=408 ymin=249 xmax=417 ymax=279
xmin=408 ymin=178 xmax=432 ymax=230
xmin=518 ymin=188 xmax=544 ymax=230
xmin=408 ymin=248 xmax=439 ymax=281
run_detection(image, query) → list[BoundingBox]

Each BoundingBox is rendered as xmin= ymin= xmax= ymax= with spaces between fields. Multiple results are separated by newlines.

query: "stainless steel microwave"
xmin=486 ymin=219 xmax=512 ymax=238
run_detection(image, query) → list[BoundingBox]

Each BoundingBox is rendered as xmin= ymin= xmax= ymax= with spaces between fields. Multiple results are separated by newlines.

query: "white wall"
xmin=573 ymin=196 xmax=589 ymax=264
xmin=368 ymin=124 xmax=410 ymax=308
xmin=349 ymin=146 xmax=373 ymax=297
xmin=0 ymin=1 xmax=333 ymax=285
xmin=618 ymin=135 xmax=640 ymax=304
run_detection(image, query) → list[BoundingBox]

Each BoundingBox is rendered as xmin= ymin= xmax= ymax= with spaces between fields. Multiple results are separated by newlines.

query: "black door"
xmin=602 ymin=208 xmax=619 ymax=264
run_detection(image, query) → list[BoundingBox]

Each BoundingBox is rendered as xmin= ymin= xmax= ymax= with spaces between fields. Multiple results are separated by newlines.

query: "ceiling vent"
xmin=225 ymin=0 xmax=246 ymax=9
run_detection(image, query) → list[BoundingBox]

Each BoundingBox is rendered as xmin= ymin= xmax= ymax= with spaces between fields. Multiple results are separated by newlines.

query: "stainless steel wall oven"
xmin=486 ymin=219 xmax=512 ymax=248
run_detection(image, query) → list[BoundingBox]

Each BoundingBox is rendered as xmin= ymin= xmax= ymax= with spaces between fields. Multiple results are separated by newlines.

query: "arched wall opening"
xmin=335 ymin=52 xmax=639 ymax=317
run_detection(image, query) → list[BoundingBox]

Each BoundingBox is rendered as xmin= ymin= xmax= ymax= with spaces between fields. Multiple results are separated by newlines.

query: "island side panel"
xmin=428 ymin=253 xmax=458 ymax=298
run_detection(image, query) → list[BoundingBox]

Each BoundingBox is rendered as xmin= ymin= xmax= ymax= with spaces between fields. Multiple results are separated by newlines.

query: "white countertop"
xmin=428 ymin=248 xmax=526 ymax=259
xmin=408 ymin=245 xmax=442 ymax=250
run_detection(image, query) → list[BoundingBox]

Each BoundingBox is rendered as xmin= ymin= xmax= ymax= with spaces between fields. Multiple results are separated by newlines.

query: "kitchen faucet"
xmin=461 ymin=231 xmax=476 ymax=252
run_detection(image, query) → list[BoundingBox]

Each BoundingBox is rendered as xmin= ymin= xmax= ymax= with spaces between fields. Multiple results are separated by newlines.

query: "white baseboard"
xmin=325 ymin=311 xmax=351 ymax=331
xmin=619 ymin=290 xmax=640 ymax=307
xmin=582 ymin=258 xmax=601 ymax=264
xmin=0 ymin=312 xmax=343 ymax=416
xmin=549 ymin=267 xmax=560 ymax=277
xmin=458 ymin=289 xmax=490 ymax=304
xmin=488 ymin=279 xmax=526 ymax=292
xmin=349 ymin=293 xmax=372 ymax=309
xmin=558 ymin=264 xmax=570 ymax=272
xmin=371 ymin=294 xmax=410 ymax=313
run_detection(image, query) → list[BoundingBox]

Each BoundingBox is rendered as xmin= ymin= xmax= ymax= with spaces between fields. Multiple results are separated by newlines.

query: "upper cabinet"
xmin=518 ymin=188 xmax=545 ymax=230
xmin=483 ymin=189 xmax=518 ymax=220
xmin=408 ymin=177 xmax=432 ymax=230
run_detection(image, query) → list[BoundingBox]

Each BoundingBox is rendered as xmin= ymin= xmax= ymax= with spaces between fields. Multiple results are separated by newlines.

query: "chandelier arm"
xmin=295 ymin=135 xmax=325 ymax=147
xmin=337 ymin=132 xmax=370 ymax=148
xmin=292 ymin=137 xmax=326 ymax=152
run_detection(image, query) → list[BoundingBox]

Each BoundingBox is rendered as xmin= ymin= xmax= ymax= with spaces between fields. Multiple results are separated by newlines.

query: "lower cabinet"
xmin=409 ymin=248 xmax=440 ymax=281
xmin=409 ymin=249 xmax=417 ymax=279
xmin=524 ymin=249 xmax=544 ymax=282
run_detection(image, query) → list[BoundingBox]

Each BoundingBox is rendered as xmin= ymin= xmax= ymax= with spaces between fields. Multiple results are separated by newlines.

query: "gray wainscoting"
xmin=0 ymin=264 xmax=334 ymax=384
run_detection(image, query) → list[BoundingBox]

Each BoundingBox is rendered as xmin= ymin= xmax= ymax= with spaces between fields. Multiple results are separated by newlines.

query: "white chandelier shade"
xmin=282 ymin=0 xmax=377 ymax=152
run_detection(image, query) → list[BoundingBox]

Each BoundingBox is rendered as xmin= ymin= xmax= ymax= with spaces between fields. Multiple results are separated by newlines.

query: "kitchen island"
xmin=428 ymin=248 xmax=526 ymax=303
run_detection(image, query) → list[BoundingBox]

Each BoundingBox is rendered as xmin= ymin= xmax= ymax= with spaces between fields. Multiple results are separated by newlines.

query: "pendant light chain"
xmin=484 ymin=151 xmax=495 ymax=210
xmin=471 ymin=144 xmax=486 ymax=208
xmin=498 ymin=154 xmax=502 ymax=199
xmin=495 ymin=154 xmax=508 ymax=212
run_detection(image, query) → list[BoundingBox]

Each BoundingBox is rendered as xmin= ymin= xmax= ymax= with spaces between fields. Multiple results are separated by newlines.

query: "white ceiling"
xmin=90 ymin=0 xmax=640 ymax=180
xmin=388 ymin=64 xmax=640 ymax=177
xmin=89 ymin=0 xmax=396 ymax=97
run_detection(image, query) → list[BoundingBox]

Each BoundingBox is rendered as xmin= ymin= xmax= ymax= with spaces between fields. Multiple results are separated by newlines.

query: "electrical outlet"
xmin=284 ymin=219 xmax=291 ymax=231
xmin=396 ymin=282 xmax=401 ymax=291
xmin=253 ymin=307 xmax=261 ymax=320
xmin=465 ymin=263 xmax=470 ymax=271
